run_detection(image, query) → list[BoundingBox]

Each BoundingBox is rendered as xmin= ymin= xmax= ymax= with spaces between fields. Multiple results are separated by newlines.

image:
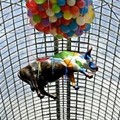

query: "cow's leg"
xmin=39 ymin=86 xmax=57 ymax=100
xmin=67 ymin=71 xmax=79 ymax=90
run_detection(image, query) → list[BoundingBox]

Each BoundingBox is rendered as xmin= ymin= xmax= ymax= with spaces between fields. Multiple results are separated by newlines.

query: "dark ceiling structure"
xmin=0 ymin=0 xmax=120 ymax=120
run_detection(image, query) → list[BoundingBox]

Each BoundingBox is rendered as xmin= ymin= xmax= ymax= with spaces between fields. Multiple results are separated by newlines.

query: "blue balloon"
xmin=84 ymin=0 xmax=89 ymax=6
xmin=69 ymin=20 xmax=78 ymax=31
xmin=80 ymin=6 xmax=88 ymax=15
xmin=58 ymin=0 xmax=66 ymax=6
xmin=67 ymin=31 xmax=74 ymax=37
xmin=61 ymin=25 xmax=70 ymax=33
xmin=84 ymin=24 xmax=91 ymax=31
xmin=55 ymin=12 xmax=63 ymax=18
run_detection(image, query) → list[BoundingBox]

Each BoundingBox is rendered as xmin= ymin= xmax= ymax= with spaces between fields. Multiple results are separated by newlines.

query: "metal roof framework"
xmin=0 ymin=0 xmax=120 ymax=120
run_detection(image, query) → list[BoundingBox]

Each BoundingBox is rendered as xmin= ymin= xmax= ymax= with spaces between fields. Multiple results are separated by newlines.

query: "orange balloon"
xmin=70 ymin=6 xmax=79 ymax=15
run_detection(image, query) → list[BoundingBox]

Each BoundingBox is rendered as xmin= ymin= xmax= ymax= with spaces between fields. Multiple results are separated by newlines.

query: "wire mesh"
xmin=0 ymin=0 xmax=120 ymax=120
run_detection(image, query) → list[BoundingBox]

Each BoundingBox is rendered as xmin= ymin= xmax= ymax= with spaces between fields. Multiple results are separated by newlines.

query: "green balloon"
xmin=52 ymin=4 xmax=61 ymax=13
xmin=35 ymin=0 xmax=46 ymax=4
xmin=33 ymin=15 xmax=41 ymax=23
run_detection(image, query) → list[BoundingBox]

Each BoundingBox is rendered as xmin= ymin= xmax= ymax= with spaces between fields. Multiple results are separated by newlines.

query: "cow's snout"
xmin=89 ymin=62 xmax=98 ymax=71
xmin=96 ymin=66 xmax=98 ymax=71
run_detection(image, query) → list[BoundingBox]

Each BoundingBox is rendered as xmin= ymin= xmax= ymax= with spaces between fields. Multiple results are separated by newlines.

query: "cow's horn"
xmin=84 ymin=47 xmax=92 ymax=59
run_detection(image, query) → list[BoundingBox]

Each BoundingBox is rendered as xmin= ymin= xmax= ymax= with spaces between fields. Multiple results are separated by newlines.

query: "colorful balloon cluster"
xmin=26 ymin=0 xmax=95 ymax=39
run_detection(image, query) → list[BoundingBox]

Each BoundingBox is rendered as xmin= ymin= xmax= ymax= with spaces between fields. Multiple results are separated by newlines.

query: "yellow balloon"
xmin=88 ymin=5 xmax=94 ymax=12
xmin=84 ymin=11 xmax=95 ymax=24
xmin=63 ymin=12 xmax=72 ymax=20
xmin=50 ymin=0 xmax=57 ymax=4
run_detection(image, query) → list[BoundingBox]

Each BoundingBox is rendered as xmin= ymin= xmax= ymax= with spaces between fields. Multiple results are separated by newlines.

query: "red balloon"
xmin=43 ymin=26 xmax=51 ymax=34
xmin=70 ymin=6 xmax=79 ymax=15
xmin=56 ymin=28 xmax=63 ymax=34
xmin=31 ymin=7 xmax=39 ymax=15
xmin=61 ymin=18 xmax=71 ymax=25
xmin=38 ymin=11 xmax=48 ymax=18
xmin=26 ymin=0 xmax=38 ymax=9
xmin=43 ymin=1 xmax=52 ymax=9
xmin=61 ymin=5 xmax=70 ymax=12
xmin=79 ymin=24 xmax=86 ymax=30
xmin=76 ymin=0 xmax=85 ymax=8
xmin=35 ymin=23 xmax=44 ymax=32
xmin=53 ymin=19 xmax=61 ymax=27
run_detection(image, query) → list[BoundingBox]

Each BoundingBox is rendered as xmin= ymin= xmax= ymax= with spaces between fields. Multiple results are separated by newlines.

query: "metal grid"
xmin=0 ymin=0 xmax=120 ymax=120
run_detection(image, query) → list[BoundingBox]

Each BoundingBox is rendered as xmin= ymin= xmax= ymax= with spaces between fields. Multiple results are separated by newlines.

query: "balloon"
xmin=26 ymin=0 xmax=95 ymax=39
xmin=26 ymin=0 xmax=38 ymax=9
xmin=50 ymin=0 xmax=57 ymax=4
xmin=52 ymin=4 xmax=61 ymax=13
xmin=30 ymin=18 xmax=37 ymax=26
xmin=35 ymin=23 xmax=44 ymax=31
xmin=76 ymin=16 xmax=85 ymax=25
xmin=76 ymin=0 xmax=85 ymax=8
xmin=63 ymin=11 xmax=72 ymax=20
xmin=70 ymin=6 xmax=79 ymax=15
xmin=61 ymin=5 xmax=70 ymax=12
xmin=79 ymin=24 xmax=86 ymax=30
xmin=27 ymin=9 xmax=33 ymax=17
xmin=55 ymin=34 xmax=63 ymax=39
xmin=43 ymin=1 xmax=52 ymax=9
xmin=41 ymin=18 xmax=50 ymax=27
xmin=33 ymin=15 xmax=41 ymax=23
xmin=39 ymin=10 xmax=48 ymax=18
xmin=46 ymin=8 xmax=54 ymax=16
xmin=67 ymin=0 xmax=76 ymax=6
xmin=38 ymin=4 xmax=44 ymax=11
xmin=61 ymin=25 xmax=70 ymax=33
xmin=69 ymin=20 xmax=78 ymax=31
xmin=58 ymin=0 xmax=66 ymax=6
xmin=55 ymin=12 xmax=63 ymax=18
xmin=35 ymin=0 xmax=46 ymax=4
xmin=49 ymin=16 xmax=57 ymax=22
xmin=61 ymin=18 xmax=71 ymax=25
xmin=84 ymin=23 xmax=91 ymax=31
xmin=75 ymin=28 xmax=83 ymax=36
xmin=80 ymin=6 xmax=88 ymax=15
xmin=67 ymin=31 xmax=74 ymax=37
xmin=54 ymin=19 xmax=61 ymax=27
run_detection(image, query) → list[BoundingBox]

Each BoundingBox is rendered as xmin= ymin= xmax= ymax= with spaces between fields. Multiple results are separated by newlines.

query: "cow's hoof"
xmin=38 ymin=93 xmax=44 ymax=99
xmin=73 ymin=86 xmax=80 ymax=90
xmin=53 ymin=96 xmax=57 ymax=100
xmin=30 ymin=86 xmax=35 ymax=92
xmin=40 ymin=96 xmax=44 ymax=99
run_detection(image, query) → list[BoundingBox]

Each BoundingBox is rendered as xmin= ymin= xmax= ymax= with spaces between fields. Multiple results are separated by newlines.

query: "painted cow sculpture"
xmin=18 ymin=47 xmax=98 ymax=100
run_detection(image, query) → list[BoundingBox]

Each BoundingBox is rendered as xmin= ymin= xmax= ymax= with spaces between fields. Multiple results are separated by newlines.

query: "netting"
xmin=0 ymin=0 xmax=120 ymax=120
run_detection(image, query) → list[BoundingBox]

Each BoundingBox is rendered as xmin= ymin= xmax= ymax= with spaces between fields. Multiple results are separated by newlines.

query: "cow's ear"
xmin=84 ymin=47 xmax=92 ymax=59
xmin=87 ymin=47 xmax=92 ymax=56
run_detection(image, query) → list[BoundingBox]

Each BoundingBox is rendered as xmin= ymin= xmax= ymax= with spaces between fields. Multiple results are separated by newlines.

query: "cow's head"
xmin=82 ymin=47 xmax=98 ymax=72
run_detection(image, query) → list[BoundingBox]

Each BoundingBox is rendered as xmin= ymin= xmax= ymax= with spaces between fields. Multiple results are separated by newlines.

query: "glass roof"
xmin=0 ymin=0 xmax=120 ymax=120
